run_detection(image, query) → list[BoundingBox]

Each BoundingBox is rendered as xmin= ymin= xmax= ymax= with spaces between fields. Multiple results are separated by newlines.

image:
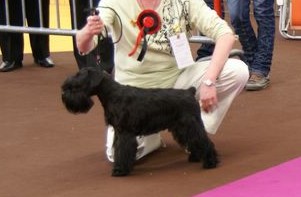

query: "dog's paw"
xmin=202 ymin=157 xmax=219 ymax=169
xmin=188 ymin=154 xmax=201 ymax=162
xmin=111 ymin=167 xmax=131 ymax=177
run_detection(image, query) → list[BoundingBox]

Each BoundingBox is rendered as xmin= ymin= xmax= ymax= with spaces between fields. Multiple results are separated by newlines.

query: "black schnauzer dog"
xmin=61 ymin=67 xmax=219 ymax=176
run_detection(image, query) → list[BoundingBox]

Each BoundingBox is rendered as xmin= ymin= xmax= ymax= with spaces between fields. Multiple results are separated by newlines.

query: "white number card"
xmin=169 ymin=32 xmax=195 ymax=69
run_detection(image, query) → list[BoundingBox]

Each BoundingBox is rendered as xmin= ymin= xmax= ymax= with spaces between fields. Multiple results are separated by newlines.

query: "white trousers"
xmin=106 ymin=58 xmax=249 ymax=162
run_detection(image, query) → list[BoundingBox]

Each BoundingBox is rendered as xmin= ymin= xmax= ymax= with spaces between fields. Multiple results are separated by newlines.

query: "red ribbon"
xmin=128 ymin=9 xmax=161 ymax=60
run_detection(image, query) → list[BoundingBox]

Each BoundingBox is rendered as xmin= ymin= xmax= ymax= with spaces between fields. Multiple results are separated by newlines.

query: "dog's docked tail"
xmin=187 ymin=86 xmax=196 ymax=96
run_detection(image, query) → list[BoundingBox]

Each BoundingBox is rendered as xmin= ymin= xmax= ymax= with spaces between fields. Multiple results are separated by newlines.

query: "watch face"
xmin=204 ymin=79 xmax=214 ymax=86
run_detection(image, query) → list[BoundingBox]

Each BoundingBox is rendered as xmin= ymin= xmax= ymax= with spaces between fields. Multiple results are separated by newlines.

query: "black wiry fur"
xmin=61 ymin=67 xmax=219 ymax=176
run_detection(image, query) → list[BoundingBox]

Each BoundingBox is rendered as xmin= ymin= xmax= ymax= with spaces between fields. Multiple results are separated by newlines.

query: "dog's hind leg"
xmin=170 ymin=118 xmax=219 ymax=169
xmin=194 ymin=131 xmax=219 ymax=169
xmin=112 ymin=131 xmax=137 ymax=176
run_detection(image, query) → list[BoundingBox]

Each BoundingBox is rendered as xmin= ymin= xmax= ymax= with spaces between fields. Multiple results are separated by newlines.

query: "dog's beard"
xmin=61 ymin=90 xmax=94 ymax=113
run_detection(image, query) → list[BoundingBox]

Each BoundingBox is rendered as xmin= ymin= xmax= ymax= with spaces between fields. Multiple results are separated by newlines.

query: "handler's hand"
xmin=199 ymin=85 xmax=218 ymax=113
xmin=86 ymin=15 xmax=104 ymax=36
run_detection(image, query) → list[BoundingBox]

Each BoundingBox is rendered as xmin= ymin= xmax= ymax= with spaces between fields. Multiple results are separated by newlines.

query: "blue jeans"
xmin=227 ymin=0 xmax=275 ymax=77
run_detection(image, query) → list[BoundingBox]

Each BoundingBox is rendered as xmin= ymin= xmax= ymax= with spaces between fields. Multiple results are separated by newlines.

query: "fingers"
xmin=199 ymin=97 xmax=217 ymax=113
xmin=86 ymin=15 xmax=104 ymax=35
xmin=199 ymin=85 xmax=218 ymax=113
xmin=87 ymin=15 xmax=101 ymax=23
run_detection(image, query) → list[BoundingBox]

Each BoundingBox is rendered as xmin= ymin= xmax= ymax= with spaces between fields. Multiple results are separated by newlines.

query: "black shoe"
xmin=35 ymin=57 xmax=55 ymax=68
xmin=0 ymin=61 xmax=23 ymax=72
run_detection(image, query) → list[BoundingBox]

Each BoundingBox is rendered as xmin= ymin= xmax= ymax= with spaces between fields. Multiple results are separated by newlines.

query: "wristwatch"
xmin=202 ymin=79 xmax=215 ymax=87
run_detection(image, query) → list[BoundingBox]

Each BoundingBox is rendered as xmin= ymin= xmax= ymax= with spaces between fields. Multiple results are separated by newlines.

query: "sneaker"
xmin=245 ymin=73 xmax=270 ymax=91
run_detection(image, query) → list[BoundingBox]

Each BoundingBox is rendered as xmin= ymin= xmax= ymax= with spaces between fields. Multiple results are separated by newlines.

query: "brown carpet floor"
xmin=1 ymin=18 xmax=301 ymax=197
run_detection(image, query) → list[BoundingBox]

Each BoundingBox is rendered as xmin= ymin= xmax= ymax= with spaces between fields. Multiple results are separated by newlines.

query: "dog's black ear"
xmin=86 ymin=67 xmax=106 ymax=92
xmin=61 ymin=71 xmax=94 ymax=114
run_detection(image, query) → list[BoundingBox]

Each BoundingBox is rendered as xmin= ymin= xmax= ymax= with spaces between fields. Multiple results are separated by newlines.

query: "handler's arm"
xmin=204 ymin=33 xmax=235 ymax=82
xmin=200 ymin=33 xmax=236 ymax=113
xmin=76 ymin=15 xmax=105 ymax=54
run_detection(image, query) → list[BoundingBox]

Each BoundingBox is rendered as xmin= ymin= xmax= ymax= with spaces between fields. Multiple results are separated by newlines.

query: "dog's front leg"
xmin=112 ymin=131 xmax=138 ymax=176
